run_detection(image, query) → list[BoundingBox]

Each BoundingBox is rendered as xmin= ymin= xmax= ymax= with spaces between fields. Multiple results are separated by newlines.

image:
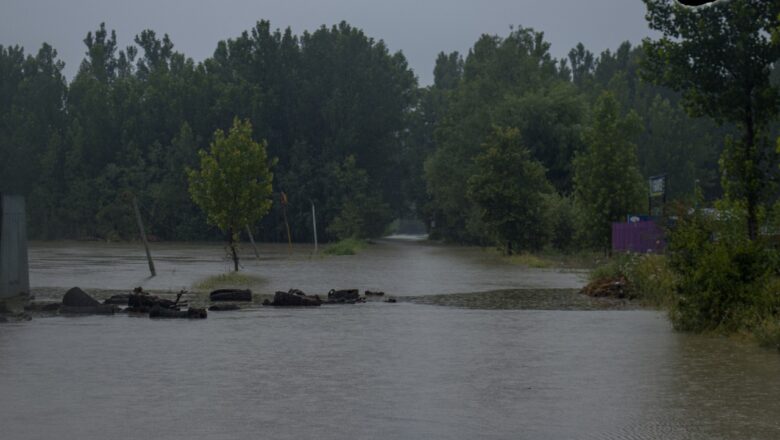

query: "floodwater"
xmin=2 ymin=239 xmax=780 ymax=439
xmin=27 ymin=237 xmax=586 ymax=295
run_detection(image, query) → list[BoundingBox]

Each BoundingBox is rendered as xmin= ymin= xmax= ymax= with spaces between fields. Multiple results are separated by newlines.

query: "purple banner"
xmin=612 ymin=221 xmax=665 ymax=254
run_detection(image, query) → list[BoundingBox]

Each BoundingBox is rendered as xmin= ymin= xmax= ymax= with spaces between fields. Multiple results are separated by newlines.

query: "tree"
xmin=574 ymin=92 xmax=645 ymax=251
xmin=642 ymin=0 xmax=780 ymax=239
xmin=188 ymin=118 xmax=275 ymax=271
xmin=467 ymin=126 xmax=553 ymax=254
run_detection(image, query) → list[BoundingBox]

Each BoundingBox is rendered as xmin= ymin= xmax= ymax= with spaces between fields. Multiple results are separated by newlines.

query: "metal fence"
xmin=612 ymin=220 xmax=665 ymax=254
xmin=0 ymin=194 xmax=29 ymax=299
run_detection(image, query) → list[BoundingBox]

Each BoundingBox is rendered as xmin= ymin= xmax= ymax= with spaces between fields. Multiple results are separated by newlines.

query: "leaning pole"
xmin=0 ymin=194 xmax=30 ymax=299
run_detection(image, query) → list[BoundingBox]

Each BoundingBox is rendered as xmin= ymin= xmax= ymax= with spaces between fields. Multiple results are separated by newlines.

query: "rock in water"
xmin=24 ymin=302 xmax=61 ymax=313
xmin=327 ymin=289 xmax=363 ymax=303
xmin=365 ymin=290 xmax=385 ymax=296
xmin=60 ymin=287 xmax=116 ymax=314
xmin=209 ymin=289 xmax=252 ymax=302
xmin=62 ymin=287 xmax=100 ymax=307
xmin=266 ymin=290 xmax=322 ymax=307
xmin=149 ymin=306 xmax=207 ymax=319
xmin=103 ymin=294 xmax=131 ymax=305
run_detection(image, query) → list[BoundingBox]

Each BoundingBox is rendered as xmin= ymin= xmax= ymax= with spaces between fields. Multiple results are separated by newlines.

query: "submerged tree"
xmin=642 ymin=0 xmax=780 ymax=240
xmin=188 ymin=118 xmax=275 ymax=271
xmin=467 ymin=126 xmax=553 ymax=254
xmin=574 ymin=92 xmax=645 ymax=251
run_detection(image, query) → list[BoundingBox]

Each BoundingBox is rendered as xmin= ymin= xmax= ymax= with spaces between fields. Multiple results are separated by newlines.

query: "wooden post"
xmin=132 ymin=196 xmax=156 ymax=277
xmin=246 ymin=225 xmax=260 ymax=260
xmin=310 ymin=199 xmax=318 ymax=253
xmin=281 ymin=192 xmax=292 ymax=254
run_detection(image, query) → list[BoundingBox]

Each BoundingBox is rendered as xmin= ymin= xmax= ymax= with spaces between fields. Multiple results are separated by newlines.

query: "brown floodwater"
xmin=1 ymin=238 xmax=779 ymax=439
xmin=26 ymin=237 xmax=586 ymax=295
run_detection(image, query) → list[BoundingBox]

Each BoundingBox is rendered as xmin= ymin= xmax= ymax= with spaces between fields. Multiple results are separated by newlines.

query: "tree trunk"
xmin=229 ymin=228 xmax=239 ymax=271
xmin=744 ymin=109 xmax=758 ymax=241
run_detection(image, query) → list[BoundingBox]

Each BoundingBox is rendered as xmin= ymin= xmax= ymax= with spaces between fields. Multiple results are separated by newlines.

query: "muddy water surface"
xmin=27 ymin=238 xmax=586 ymax=295
xmin=1 ymin=239 xmax=779 ymax=439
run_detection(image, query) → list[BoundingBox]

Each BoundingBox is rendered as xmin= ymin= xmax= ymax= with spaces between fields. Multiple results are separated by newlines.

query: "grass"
xmin=194 ymin=271 xmax=266 ymax=291
xmin=505 ymin=253 xmax=555 ymax=268
xmin=501 ymin=249 xmax=604 ymax=270
xmin=323 ymin=237 xmax=367 ymax=256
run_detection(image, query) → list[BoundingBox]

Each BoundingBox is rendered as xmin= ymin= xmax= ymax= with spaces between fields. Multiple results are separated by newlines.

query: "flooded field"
xmin=2 ymin=239 xmax=780 ymax=439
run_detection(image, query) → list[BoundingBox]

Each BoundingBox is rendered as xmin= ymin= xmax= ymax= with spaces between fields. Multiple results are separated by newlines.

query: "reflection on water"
xmin=1 ymin=305 xmax=779 ymax=440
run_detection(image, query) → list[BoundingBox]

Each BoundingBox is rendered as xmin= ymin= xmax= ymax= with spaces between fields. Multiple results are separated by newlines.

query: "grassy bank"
xmin=323 ymin=238 xmax=367 ymax=256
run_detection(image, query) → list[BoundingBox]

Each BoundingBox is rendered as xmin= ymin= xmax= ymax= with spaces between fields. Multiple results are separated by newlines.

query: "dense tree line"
xmin=1 ymin=21 xmax=414 ymax=242
xmin=0 ymin=18 xmax=746 ymax=247
xmin=417 ymin=29 xmax=730 ymax=250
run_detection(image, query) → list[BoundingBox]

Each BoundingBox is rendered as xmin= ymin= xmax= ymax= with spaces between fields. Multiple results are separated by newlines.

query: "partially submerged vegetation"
xmin=586 ymin=202 xmax=780 ymax=349
xmin=323 ymin=238 xmax=368 ymax=256
xmin=194 ymin=272 xmax=267 ymax=291
xmin=504 ymin=250 xmax=604 ymax=270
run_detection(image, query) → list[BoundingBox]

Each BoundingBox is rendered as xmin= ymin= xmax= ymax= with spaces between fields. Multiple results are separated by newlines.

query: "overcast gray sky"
xmin=0 ymin=0 xmax=657 ymax=85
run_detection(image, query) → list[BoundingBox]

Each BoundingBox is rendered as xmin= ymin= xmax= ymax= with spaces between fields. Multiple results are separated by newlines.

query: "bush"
xmin=588 ymin=252 xmax=675 ymax=307
xmin=323 ymin=237 xmax=367 ymax=256
xmin=667 ymin=202 xmax=780 ymax=333
xmin=544 ymin=193 xmax=580 ymax=252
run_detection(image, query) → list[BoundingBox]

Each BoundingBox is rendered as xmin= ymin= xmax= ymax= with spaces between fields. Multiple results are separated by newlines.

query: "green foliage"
xmin=667 ymin=203 xmax=780 ymax=333
xmin=574 ymin=92 xmax=646 ymax=249
xmin=325 ymin=156 xmax=392 ymax=240
xmin=589 ymin=253 xmax=676 ymax=307
xmin=467 ymin=126 xmax=553 ymax=253
xmin=642 ymin=0 xmax=780 ymax=239
xmin=544 ymin=193 xmax=580 ymax=252
xmin=188 ymin=118 xmax=274 ymax=270
xmin=323 ymin=237 xmax=367 ymax=256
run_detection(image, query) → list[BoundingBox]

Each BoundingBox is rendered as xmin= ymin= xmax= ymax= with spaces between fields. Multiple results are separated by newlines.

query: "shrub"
xmin=667 ymin=202 xmax=780 ymax=333
xmin=588 ymin=252 xmax=675 ymax=307
xmin=323 ymin=237 xmax=367 ymax=256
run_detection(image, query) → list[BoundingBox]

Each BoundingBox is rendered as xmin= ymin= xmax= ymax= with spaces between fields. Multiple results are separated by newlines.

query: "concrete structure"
xmin=0 ymin=194 xmax=29 ymax=299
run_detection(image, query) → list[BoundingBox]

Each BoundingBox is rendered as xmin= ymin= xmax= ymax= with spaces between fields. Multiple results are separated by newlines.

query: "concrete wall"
xmin=0 ymin=194 xmax=29 ymax=299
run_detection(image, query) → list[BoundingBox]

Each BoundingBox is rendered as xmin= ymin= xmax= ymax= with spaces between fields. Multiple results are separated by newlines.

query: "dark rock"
xmin=210 ymin=289 xmax=252 ymax=302
xmin=208 ymin=304 xmax=240 ymax=312
xmin=365 ymin=290 xmax=385 ymax=296
xmin=128 ymin=293 xmax=180 ymax=310
xmin=384 ymin=298 xmax=397 ymax=303
xmin=103 ymin=294 xmax=131 ymax=305
xmin=149 ymin=305 xmax=207 ymax=319
xmin=265 ymin=290 xmax=322 ymax=307
xmin=24 ymin=302 xmax=61 ymax=313
xmin=62 ymin=287 xmax=100 ymax=308
xmin=327 ymin=289 xmax=363 ymax=304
